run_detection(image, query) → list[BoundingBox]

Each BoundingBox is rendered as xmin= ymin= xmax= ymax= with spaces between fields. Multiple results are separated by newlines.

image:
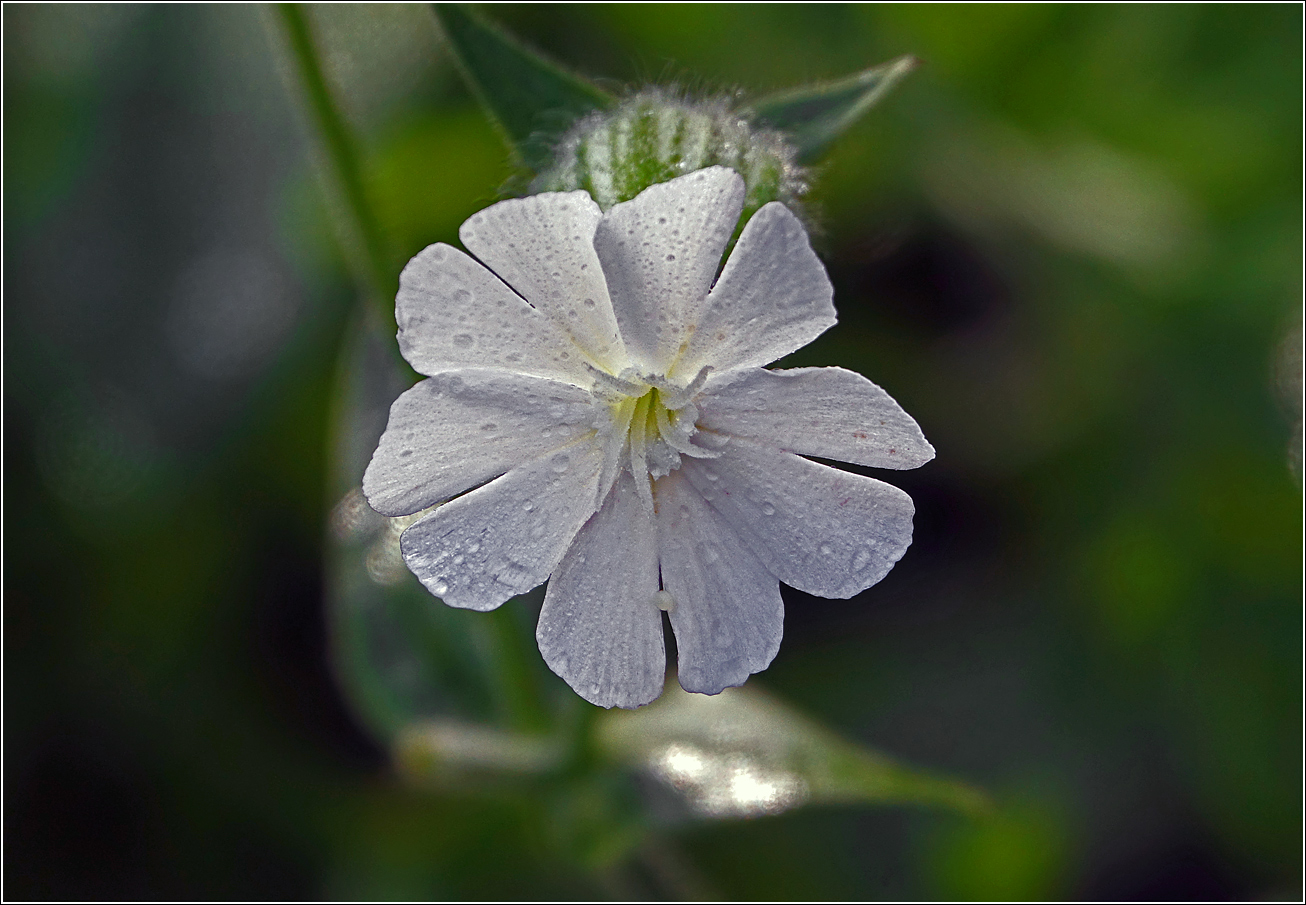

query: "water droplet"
xmin=583 ymin=298 xmax=596 ymax=308
xmin=653 ymin=590 xmax=676 ymax=611
xmin=530 ymin=524 xmax=545 ymax=538
xmin=431 ymin=578 xmax=449 ymax=595
xmin=467 ymin=542 xmax=480 ymax=554
xmin=481 ymin=422 xmax=498 ymax=432
xmin=819 ymin=543 xmax=833 ymax=556
xmin=453 ymin=289 xmax=471 ymax=303
xmin=704 ymin=470 xmax=719 ymax=482
xmin=452 ymin=333 xmax=474 ymax=348
xmin=852 ymin=549 xmax=873 ymax=571
xmin=453 ymin=554 xmax=465 ymax=565
xmin=523 ymin=500 xmax=535 ymax=512
xmin=666 ymin=253 xmax=675 ymax=261
xmin=551 ymin=454 xmax=570 ymax=473
xmin=760 ymin=502 xmax=775 ymax=516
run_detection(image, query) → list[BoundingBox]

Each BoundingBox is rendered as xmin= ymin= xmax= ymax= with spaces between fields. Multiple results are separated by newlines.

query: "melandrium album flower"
xmin=363 ymin=166 xmax=934 ymax=709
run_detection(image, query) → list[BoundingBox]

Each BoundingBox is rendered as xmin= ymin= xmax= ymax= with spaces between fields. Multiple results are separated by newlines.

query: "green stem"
xmin=479 ymin=605 xmax=552 ymax=735
xmin=275 ymin=2 xmax=552 ymax=741
xmin=273 ymin=4 xmax=395 ymax=317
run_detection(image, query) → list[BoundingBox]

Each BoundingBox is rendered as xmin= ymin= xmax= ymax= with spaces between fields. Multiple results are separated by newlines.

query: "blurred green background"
xmin=5 ymin=3 xmax=1301 ymax=899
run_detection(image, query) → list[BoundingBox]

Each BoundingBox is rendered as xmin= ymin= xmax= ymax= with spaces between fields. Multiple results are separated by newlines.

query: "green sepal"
xmin=432 ymin=3 xmax=614 ymax=173
xmin=747 ymin=55 xmax=920 ymax=162
xmin=598 ymin=680 xmax=990 ymax=819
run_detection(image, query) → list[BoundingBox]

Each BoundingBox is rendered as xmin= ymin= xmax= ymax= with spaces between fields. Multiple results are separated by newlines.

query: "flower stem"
xmin=272 ymin=4 xmax=395 ymax=318
xmin=482 ymin=605 xmax=552 ymax=735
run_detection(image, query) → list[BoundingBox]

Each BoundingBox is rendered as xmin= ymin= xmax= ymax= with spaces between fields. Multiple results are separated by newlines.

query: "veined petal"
xmin=682 ymin=439 xmax=915 ymax=599
xmin=670 ymin=202 xmax=835 ymax=380
xmin=460 ymin=192 xmax=628 ymax=372
xmin=397 ymin=243 xmax=592 ymax=384
xmin=655 ymin=469 xmax=784 ymax=696
xmin=536 ymin=471 xmax=665 ymax=709
xmin=363 ymin=370 xmax=598 ymax=517
xmin=594 ymin=167 xmax=745 ymax=373
xmin=698 ymin=367 xmax=935 ymax=470
xmin=399 ymin=441 xmax=604 ymax=611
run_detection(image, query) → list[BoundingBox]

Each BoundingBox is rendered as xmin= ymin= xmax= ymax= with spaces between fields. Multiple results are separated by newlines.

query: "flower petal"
xmin=655 ymin=469 xmax=784 ymax=696
xmin=682 ymin=439 xmax=915 ymax=599
xmin=593 ymin=167 xmax=745 ymax=373
xmin=698 ymin=367 xmax=935 ymax=470
xmin=399 ymin=440 xmax=604 ymax=611
xmin=536 ymin=471 xmax=665 ymax=709
xmin=363 ymin=370 xmax=598 ymax=517
xmin=459 ymin=191 xmax=628 ymax=372
xmin=397 ymin=243 xmax=591 ymax=384
xmin=670 ymin=202 xmax=835 ymax=379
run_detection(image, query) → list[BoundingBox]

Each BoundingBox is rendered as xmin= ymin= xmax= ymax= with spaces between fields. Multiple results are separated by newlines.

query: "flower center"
xmin=587 ymin=364 xmax=724 ymax=512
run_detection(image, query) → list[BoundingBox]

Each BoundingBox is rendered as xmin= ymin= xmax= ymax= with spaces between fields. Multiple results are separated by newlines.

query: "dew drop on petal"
xmin=551 ymin=454 xmax=570 ymax=473
xmin=523 ymin=500 xmax=535 ymax=512
xmin=431 ymin=578 xmax=449 ymax=596
xmin=852 ymin=549 xmax=873 ymax=571
xmin=452 ymin=554 xmax=465 ymax=565
xmin=452 ymin=333 xmax=474 ymax=349
xmin=760 ymin=502 xmax=775 ymax=516
xmin=819 ymin=543 xmax=833 ymax=556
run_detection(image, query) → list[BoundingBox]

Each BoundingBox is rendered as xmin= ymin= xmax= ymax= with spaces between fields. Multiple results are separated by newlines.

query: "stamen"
xmin=661 ymin=365 xmax=713 ymax=409
xmin=585 ymin=362 xmax=647 ymax=399
xmin=628 ymin=393 xmax=655 ymax=513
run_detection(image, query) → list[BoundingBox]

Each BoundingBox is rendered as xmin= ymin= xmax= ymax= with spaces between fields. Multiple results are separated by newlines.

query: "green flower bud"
xmin=534 ymin=89 xmax=806 ymax=228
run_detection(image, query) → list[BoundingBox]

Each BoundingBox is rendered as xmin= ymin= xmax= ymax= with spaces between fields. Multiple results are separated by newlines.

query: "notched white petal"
xmin=683 ymin=440 xmax=915 ymax=599
xmin=363 ymin=370 xmax=598 ymax=517
xmin=595 ymin=167 xmax=746 ymax=373
xmin=672 ymin=202 xmax=836 ymax=379
xmin=656 ymin=470 xmax=784 ymax=696
xmin=398 ymin=441 xmax=604 ymax=611
xmin=459 ymin=192 xmax=627 ymax=372
xmin=537 ymin=472 xmax=665 ymax=709
xmin=396 ymin=243 xmax=591 ymax=383
xmin=698 ymin=367 xmax=935 ymax=470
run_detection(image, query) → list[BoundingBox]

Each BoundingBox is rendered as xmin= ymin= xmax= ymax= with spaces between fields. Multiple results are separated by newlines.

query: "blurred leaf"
xmin=432 ymin=3 xmax=614 ymax=172
xmin=396 ymin=719 xmax=564 ymax=786
xmin=326 ymin=315 xmax=503 ymax=740
xmin=598 ymin=680 xmax=990 ymax=819
xmin=926 ymin=794 xmax=1073 ymax=900
xmin=747 ymin=55 xmax=919 ymax=162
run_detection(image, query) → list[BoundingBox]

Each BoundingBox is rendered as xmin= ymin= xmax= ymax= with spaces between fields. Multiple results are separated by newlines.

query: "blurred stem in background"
xmin=271 ymin=3 xmax=555 ymax=741
xmin=273 ymin=3 xmax=397 ymax=325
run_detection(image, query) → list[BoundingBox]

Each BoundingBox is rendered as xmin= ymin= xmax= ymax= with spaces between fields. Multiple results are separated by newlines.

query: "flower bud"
xmin=534 ymin=89 xmax=806 ymax=228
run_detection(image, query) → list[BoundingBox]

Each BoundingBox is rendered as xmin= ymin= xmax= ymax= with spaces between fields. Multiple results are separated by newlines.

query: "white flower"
xmin=363 ymin=167 xmax=934 ymax=709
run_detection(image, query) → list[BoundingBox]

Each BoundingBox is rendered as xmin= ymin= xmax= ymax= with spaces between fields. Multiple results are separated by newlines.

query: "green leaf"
xmin=325 ymin=312 xmax=558 ymax=743
xmin=432 ymin=3 xmax=614 ymax=173
xmin=597 ymin=680 xmax=990 ymax=819
xmin=747 ymin=55 xmax=920 ymax=162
